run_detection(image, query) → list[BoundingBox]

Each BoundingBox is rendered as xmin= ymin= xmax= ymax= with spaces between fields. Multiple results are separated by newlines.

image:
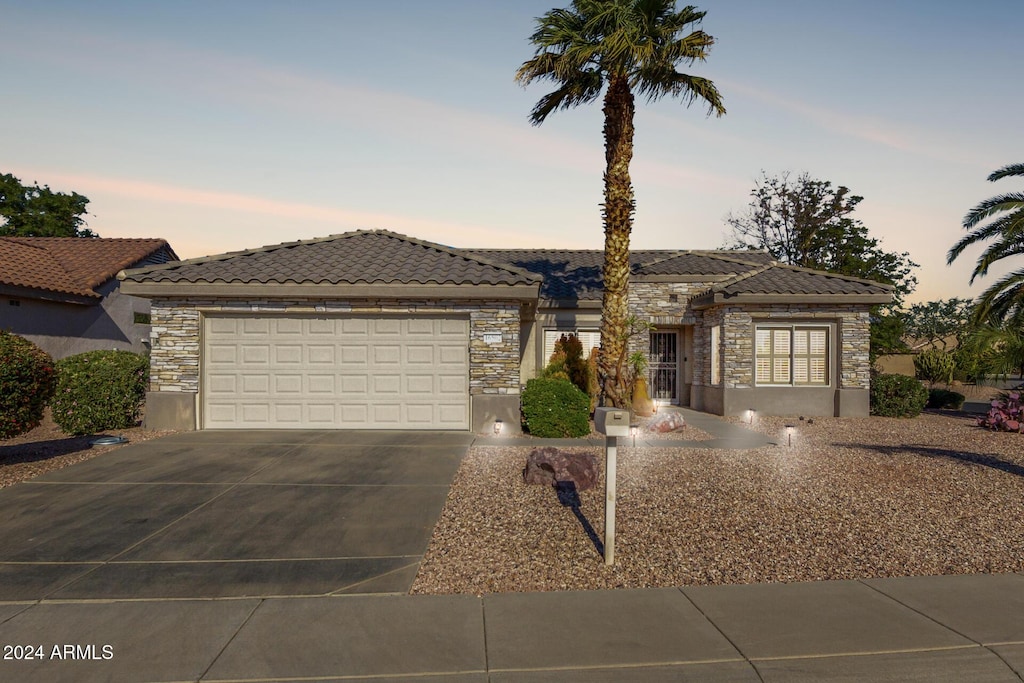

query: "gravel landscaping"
xmin=412 ymin=410 xmax=1024 ymax=595
xmin=0 ymin=410 xmax=175 ymax=488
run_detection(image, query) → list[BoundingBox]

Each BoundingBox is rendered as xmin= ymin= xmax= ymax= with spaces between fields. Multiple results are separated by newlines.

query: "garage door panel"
xmin=242 ymin=375 xmax=270 ymax=394
xmin=373 ymin=405 xmax=401 ymax=424
xmin=438 ymin=346 xmax=465 ymax=365
xmin=207 ymin=374 xmax=237 ymax=393
xmin=243 ymin=319 xmax=270 ymax=335
xmin=405 ymin=345 xmax=434 ymax=364
xmin=308 ymin=346 xmax=335 ymax=364
xmin=308 ymin=374 xmax=336 ymax=393
xmin=406 ymin=375 xmax=434 ymax=394
xmin=203 ymin=315 xmax=469 ymax=429
xmin=275 ymin=345 xmax=302 ymax=363
xmin=274 ymin=404 xmax=302 ymax=423
xmin=274 ymin=375 xmax=302 ymax=393
xmin=307 ymin=404 xmax=336 ymax=423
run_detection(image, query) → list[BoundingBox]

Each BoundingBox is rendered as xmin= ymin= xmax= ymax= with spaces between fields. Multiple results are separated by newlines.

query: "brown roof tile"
xmin=690 ymin=263 xmax=894 ymax=307
xmin=125 ymin=230 xmax=540 ymax=287
xmin=464 ymin=249 xmax=767 ymax=300
xmin=1 ymin=237 xmax=176 ymax=300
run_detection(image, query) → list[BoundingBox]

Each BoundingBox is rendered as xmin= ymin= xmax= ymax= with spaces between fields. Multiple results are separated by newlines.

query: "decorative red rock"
xmin=522 ymin=447 xmax=600 ymax=491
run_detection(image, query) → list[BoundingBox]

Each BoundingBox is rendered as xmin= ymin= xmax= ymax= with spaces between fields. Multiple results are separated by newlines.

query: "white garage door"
xmin=203 ymin=316 xmax=469 ymax=429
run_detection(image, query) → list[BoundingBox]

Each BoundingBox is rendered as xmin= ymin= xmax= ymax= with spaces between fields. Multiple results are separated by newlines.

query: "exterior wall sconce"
xmin=493 ymin=419 xmax=503 ymax=435
xmin=785 ymin=424 xmax=795 ymax=446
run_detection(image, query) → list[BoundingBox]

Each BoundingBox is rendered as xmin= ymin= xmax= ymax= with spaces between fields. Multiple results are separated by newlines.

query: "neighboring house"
xmin=0 ymin=237 xmax=178 ymax=359
xmin=120 ymin=230 xmax=891 ymax=432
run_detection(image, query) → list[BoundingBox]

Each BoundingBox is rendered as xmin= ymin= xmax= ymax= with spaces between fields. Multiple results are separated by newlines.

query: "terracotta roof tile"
xmin=1 ymin=237 xmax=176 ymax=300
xmin=125 ymin=230 xmax=540 ymax=287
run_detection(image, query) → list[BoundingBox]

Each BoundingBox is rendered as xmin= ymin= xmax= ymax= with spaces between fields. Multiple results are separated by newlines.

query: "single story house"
xmin=1 ymin=237 xmax=178 ymax=358
xmin=120 ymin=229 xmax=891 ymax=432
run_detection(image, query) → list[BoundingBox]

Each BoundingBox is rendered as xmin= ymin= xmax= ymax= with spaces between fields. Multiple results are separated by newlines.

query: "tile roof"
xmin=0 ymin=237 xmax=176 ymax=301
xmin=691 ymin=262 xmax=893 ymax=304
xmin=465 ymin=248 xmax=772 ymax=300
xmin=124 ymin=230 xmax=540 ymax=287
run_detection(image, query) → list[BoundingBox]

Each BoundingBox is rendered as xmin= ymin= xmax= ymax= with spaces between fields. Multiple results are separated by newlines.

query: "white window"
xmin=543 ymin=329 xmax=601 ymax=364
xmin=755 ymin=326 xmax=829 ymax=385
xmin=710 ymin=325 xmax=721 ymax=386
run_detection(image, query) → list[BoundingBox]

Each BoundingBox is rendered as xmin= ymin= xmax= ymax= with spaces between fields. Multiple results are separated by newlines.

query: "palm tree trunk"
xmin=598 ymin=73 xmax=636 ymax=408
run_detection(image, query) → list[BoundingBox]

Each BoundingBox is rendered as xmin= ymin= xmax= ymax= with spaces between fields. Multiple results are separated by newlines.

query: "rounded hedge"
xmin=51 ymin=350 xmax=149 ymax=435
xmin=926 ymin=388 xmax=966 ymax=410
xmin=521 ymin=377 xmax=591 ymax=438
xmin=0 ymin=331 xmax=56 ymax=439
xmin=870 ymin=373 xmax=929 ymax=418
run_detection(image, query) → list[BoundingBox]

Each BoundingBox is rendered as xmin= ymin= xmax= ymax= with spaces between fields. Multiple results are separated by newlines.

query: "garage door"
xmin=203 ymin=315 xmax=469 ymax=429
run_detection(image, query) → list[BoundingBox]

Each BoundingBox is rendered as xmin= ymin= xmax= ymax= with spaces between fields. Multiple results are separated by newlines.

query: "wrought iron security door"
xmin=649 ymin=331 xmax=678 ymax=402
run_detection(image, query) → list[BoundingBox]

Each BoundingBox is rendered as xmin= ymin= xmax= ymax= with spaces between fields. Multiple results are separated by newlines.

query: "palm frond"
xmin=971 ymin=238 xmax=1024 ymax=282
xmin=971 ymin=266 xmax=1024 ymax=324
xmin=962 ymin=192 xmax=1024 ymax=229
xmin=947 ymin=211 xmax=1024 ymax=267
xmin=527 ymin=71 xmax=604 ymax=125
xmin=988 ymin=163 xmax=1024 ymax=182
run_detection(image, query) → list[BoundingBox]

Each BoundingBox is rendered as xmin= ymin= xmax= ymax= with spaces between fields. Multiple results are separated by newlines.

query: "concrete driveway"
xmin=0 ymin=430 xmax=471 ymax=600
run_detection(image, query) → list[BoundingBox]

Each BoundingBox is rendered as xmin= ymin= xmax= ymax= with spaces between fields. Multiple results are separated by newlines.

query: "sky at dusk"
xmin=2 ymin=0 xmax=1021 ymax=304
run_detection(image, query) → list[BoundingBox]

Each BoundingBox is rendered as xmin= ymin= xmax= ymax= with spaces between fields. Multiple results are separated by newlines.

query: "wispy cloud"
xmin=722 ymin=79 xmax=990 ymax=169
xmin=2 ymin=24 xmax=745 ymax=198
xmin=17 ymin=168 xmax=577 ymax=250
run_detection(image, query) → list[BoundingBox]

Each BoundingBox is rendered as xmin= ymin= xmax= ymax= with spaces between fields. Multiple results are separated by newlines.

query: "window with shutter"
xmin=754 ymin=325 xmax=829 ymax=386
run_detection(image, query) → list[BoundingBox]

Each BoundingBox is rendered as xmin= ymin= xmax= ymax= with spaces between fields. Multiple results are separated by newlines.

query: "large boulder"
xmin=523 ymin=447 xmax=600 ymax=491
xmin=647 ymin=412 xmax=686 ymax=433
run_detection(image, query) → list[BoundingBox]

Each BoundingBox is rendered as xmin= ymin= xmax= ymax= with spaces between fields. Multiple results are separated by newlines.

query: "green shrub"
xmin=870 ymin=373 xmax=929 ymax=418
xmin=914 ymin=349 xmax=955 ymax=385
xmin=0 ymin=331 xmax=56 ymax=439
xmin=951 ymin=346 xmax=981 ymax=383
xmin=927 ymin=388 xmax=966 ymax=410
xmin=521 ymin=377 xmax=590 ymax=438
xmin=51 ymin=350 xmax=149 ymax=435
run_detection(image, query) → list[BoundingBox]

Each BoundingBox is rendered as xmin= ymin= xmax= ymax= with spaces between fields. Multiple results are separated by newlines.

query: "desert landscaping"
xmin=412 ymin=409 xmax=1024 ymax=595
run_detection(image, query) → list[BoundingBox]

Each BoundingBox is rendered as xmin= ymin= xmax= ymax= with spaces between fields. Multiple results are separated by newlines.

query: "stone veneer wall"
xmin=693 ymin=304 xmax=873 ymax=390
xmin=625 ymin=281 xmax=711 ymax=357
xmin=149 ymin=298 xmax=521 ymax=396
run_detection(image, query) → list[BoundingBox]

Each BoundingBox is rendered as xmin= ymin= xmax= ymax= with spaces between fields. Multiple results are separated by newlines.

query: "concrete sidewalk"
xmin=2 ymin=573 xmax=1023 ymax=681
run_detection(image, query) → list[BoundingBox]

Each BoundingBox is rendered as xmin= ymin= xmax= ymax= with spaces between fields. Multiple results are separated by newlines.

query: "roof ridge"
xmin=699 ymin=262 xmax=775 ymax=295
xmin=374 ymin=232 xmax=542 ymax=282
xmin=762 ymin=261 xmax=896 ymax=290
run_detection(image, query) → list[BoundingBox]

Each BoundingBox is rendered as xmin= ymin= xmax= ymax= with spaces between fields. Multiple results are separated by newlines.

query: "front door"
xmin=649 ymin=331 xmax=678 ymax=403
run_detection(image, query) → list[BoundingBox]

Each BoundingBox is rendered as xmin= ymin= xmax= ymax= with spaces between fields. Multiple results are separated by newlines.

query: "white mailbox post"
xmin=594 ymin=407 xmax=629 ymax=565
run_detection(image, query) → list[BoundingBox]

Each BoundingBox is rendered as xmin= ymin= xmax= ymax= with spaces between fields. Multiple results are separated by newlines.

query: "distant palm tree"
xmin=516 ymin=0 xmax=725 ymax=407
xmin=948 ymin=163 xmax=1024 ymax=325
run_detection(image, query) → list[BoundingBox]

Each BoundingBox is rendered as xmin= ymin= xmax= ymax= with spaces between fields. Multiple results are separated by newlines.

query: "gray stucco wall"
xmin=1 ymin=280 xmax=153 ymax=359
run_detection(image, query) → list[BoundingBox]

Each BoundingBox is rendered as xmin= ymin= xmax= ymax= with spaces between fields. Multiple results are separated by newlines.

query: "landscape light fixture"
xmin=493 ymin=419 xmax=503 ymax=435
xmin=630 ymin=423 xmax=639 ymax=447
xmin=785 ymin=424 xmax=795 ymax=446
xmin=748 ymin=408 xmax=756 ymax=424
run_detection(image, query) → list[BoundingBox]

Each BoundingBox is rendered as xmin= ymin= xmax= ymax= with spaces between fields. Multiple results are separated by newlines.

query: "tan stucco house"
xmin=120 ymin=230 xmax=891 ymax=432
xmin=1 ymin=237 xmax=178 ymax=359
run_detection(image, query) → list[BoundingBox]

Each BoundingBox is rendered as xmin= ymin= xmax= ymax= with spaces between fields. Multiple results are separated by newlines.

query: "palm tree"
xmin=947 ymin=163 xmax=1024 ymax=325
xmin=516 ymin=0 xmax=725 ymax=407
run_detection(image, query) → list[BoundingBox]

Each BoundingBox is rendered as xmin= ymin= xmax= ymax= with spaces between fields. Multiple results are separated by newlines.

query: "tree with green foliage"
xmin=725 ymin=171 xmax=918 ymax=307
xmin=516 ymin=0 xmax=725 ymax=408
xmin=0 ymin=172 xmax=94 ymax=237
xmin=947 ymin=163 xmax=1024 ymax=326
xmin=900 ymin=298 xmax=976 ymax=350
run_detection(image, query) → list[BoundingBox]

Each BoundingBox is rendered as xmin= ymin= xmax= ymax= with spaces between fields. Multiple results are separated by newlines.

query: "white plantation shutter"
xmin=755 ymin=326 xmax=829 ymax=385
xmin=577 ymin=330 xmax=601 ymax=359
xmin=543 ymin=331 xmax=562 ymax=365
